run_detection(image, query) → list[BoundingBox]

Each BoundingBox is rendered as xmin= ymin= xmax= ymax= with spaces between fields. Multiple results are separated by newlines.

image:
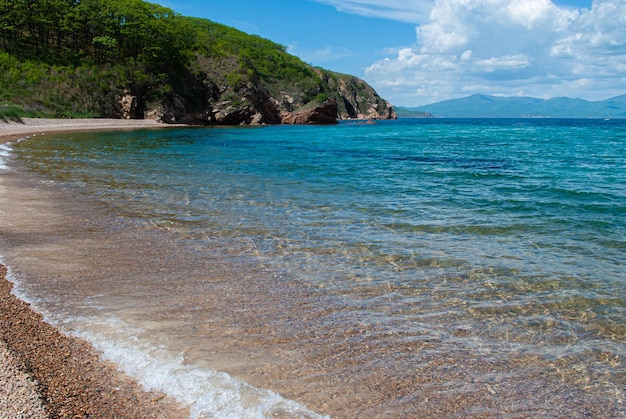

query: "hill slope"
xmin=0 ymin=0 xmax=395 ymax=124
xmin=410 ymin=94 xmax=626 ymax=118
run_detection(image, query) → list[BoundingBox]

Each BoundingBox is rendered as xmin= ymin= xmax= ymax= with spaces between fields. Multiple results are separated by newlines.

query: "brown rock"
xmin=117 ymin=91 xmax=140 ymax=119
xmin=281 ymin=99 xmax=339 ymax=124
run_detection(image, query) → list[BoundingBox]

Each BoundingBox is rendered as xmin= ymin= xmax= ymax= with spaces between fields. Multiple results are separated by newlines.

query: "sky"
xmin=160 ymin=0 xmax=625 ymax=106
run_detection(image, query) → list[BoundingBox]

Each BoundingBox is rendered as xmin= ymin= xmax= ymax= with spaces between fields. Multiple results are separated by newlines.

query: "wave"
xmin=0 ymin=143 xmax=12 ymax=170
xmin=1 ymin=257 xmax=326 ymax=419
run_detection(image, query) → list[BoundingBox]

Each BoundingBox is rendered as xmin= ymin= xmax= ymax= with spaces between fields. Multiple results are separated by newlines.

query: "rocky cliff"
xmin=119 ymin=68 xmax=395 ymax=125
xmin=113 ymin=30 xmax=396 ymax=126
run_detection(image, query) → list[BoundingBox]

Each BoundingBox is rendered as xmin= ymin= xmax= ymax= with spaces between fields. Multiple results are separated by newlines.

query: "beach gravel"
xmin=0 ymin=119 xmax=191 ymax=418
xmin=0 ymin=265 xmax=189 ymax=418
xmin=0 ymin=339 xmax=47 ymax=418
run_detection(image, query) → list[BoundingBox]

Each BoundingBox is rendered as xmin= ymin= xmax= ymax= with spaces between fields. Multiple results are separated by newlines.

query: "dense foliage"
xmin=0 ymin=0 xmax=315 ymax=117
xmin=0 ymin=0 xmax=393 ymax=121
xmin=0 ymin=0 xmax=184 ymax=64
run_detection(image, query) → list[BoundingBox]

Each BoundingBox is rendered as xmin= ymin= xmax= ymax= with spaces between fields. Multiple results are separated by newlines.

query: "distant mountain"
xmin=409 ymin=94 xmax=626 ymax=118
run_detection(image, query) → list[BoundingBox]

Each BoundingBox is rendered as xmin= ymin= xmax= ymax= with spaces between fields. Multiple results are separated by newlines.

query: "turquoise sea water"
xmin=1 ymin=118 xmax=624 ymax=417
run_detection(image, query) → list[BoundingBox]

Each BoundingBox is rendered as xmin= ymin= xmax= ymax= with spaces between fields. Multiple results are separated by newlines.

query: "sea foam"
xmin=11 ymin=283 xmax=324 ymax=418
xmin=0 ymin=255 xmax=325 ymax=419
xmin=71 ymin=318 xmax=327 ymax=419
xmin=0 ymin=143 xmax=12 ymax=170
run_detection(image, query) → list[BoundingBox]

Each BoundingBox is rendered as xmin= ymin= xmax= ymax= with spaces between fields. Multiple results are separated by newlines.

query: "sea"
xmin=0 ymin=118 xmax=624 ymax=418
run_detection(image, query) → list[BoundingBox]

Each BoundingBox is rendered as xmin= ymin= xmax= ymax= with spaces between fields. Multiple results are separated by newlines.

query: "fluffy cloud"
xmin=360 ymin=0 xmax=626 ymax=105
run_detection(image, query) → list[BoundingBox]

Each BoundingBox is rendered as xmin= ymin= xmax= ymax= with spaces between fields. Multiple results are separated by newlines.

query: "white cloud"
xmin=460 ymin=50 xmax=473 ymax=61
xmin=474 ymin=54 xmax=530 ymax=72
xmin=360 ymin=0 xmax=626 ymax=106
xmin=506 ymin=0 xmax=558 ymax=29
xmin=313 ymin=0 xmax=432 ymax=23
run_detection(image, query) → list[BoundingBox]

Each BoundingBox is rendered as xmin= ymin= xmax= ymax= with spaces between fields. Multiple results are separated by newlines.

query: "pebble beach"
xmin=0 ymin=118 xmax=189 ymax=418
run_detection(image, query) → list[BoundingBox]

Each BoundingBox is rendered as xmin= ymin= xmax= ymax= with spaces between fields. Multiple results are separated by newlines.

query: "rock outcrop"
xmin=281 ymin=99 xmax=339 ymax=124
xmin=139 ymin=66 xmax=394 ymax=126
xmin=116 ymin=91 xmax=142 ymax=120
xmin=326 ymin=72 xmax=397 ymax=120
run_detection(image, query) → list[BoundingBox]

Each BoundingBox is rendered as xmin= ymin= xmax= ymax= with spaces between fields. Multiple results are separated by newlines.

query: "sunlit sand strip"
xmin=0 ymin=117 xmax=182 ymax=144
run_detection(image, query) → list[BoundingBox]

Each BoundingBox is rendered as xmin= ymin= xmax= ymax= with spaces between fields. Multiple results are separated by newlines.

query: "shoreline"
xmin=0 ymin=118 xmax=191 ymax=418
xmin=0 ymin=265 xmax=189 ymax=418
xmin=0 ymin=117 xmax=186 ymax=144
xmin=1 ymin=118 xmax=623 ymax=417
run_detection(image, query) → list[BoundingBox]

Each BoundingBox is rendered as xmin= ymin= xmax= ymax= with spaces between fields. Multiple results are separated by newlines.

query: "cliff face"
xmin=133 ymin=76 xmax=396 ymax=125
xmin=126 ymin=65 xmax=395 ymax=125
xmin=321 ymin=71 xmax=396 ymax=121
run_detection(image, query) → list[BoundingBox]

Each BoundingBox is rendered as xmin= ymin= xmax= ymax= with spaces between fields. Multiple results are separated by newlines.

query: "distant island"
xmin=393 ymin=108 xmax=434 ymax=119
xmin=0 ymin=0 xmax=395 ymax=125
xmin=398 ymin=94 xmax=626 ymax=118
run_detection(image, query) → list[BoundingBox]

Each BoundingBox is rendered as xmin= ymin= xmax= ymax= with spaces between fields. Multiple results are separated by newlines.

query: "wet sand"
xmin=0 ymin=118 xmax=190 ymax=418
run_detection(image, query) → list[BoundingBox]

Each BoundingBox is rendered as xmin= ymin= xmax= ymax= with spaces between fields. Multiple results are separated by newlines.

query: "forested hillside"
xmin=0 ymin=0 xmax=395 ymax=123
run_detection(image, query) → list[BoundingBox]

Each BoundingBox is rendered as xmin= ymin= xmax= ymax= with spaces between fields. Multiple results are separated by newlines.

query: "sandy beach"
xmin=0 ymin=118 xmax=190 ymax=418
xmin=0 ymin=117 xmax=179 ymax=144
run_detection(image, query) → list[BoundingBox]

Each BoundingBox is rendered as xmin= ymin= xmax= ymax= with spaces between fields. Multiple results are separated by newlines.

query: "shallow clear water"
xmin=1 ymin=118 xmax=624 ymax=417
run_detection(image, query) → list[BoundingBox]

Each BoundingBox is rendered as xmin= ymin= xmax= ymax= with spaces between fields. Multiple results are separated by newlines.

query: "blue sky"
xmin=161 ymin=0 xmax=625 ymax=106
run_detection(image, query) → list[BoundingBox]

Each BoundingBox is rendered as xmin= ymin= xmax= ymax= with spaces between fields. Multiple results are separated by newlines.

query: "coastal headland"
xmin=0 ymin=119 xmax=190 ymax=418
